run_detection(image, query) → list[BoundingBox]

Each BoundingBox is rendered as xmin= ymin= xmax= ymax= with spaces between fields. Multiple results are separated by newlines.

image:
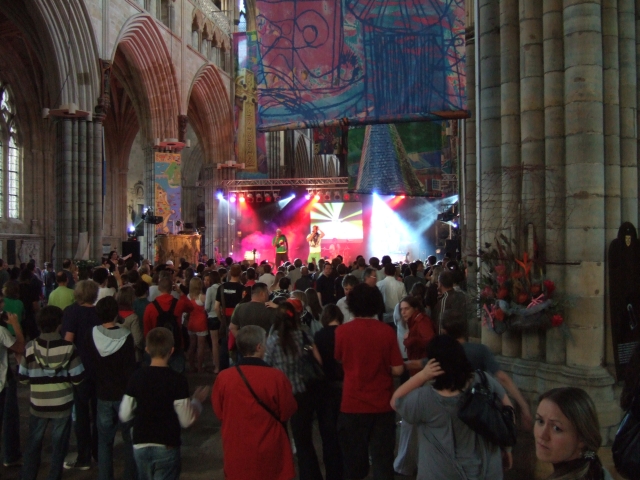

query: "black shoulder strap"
xmin=235 ymin=365 xmax=286 ymax=430
xmin=153 ymin=299 xmax=163 ymax=314
xmin=168 ymin=298 xmax=178 ymax=316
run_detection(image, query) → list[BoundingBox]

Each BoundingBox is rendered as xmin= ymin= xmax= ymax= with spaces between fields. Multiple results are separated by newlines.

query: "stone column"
xmin=92 ymin=120 xmax=105 ymax=261
xmin=543 ymin=0 xmax=566 ymax=365
xmin=202 ymin=165 xmax=217 ymax=259
xmin=464 ymin=26 xmax=479 ymax=338
xmin=78 ymin=120 xmax=88 ymax=234
xmin=87 ymin=119 xmax=95 ymax=261
xmin=563 ymin=0 xmax=605 ymax=368
xmin=55 ymin=119 xmax=73 ymax=268
xmin=500 ymin=0 xmax=522 ymax=357
xmin=144 ymin=146 xmax=156 ymax=261
xmin=619 ymin=0 xmax=637 ymax=223
xmin=479 ymin=0 xmax=503 ymax=353
xmin=71 ymin=120 xmax=79 ymax=255
xmin=520 ymin=0 xmax=545 ymax=360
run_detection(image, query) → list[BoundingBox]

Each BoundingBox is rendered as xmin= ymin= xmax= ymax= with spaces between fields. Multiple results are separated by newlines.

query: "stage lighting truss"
xmin=255 ymin=193 xmax=263 ymax=203
xmin=246 ymin=193 xmax=254 ymax=203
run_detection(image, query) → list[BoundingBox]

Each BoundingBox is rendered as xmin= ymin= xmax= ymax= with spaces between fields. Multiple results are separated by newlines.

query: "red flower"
xmin=497 ymin=287 xmax=509 ymax=300
xmin=494 ymin=265 xmax=506 ymax=276
xmin=481 ymin=286 xmax=494 ymax=298
xmin=544 ymin=280 xmax=556 ymax=296
xmin=517 ymin=293 xmax=529 ymax=304
xmin=494 ymin=308 xmax=505 ymax=322
xmin=551 ymin=314 xmax=563 ymax=327
xmin=497 ymin=275 xmax=507 ymax=285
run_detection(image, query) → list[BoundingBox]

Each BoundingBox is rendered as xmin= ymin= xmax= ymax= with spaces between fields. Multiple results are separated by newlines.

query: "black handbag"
xmin=457 ymin=370 xmax=517 ymax=448
xmin=298 ymin=332 xmax=325 ymax=387
xmin=613 ymin=396 xmax=640 ymax=479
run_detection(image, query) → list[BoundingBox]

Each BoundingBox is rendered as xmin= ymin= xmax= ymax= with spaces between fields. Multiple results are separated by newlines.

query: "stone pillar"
xmin=479 ymin=0 xmax=503 ymax=354
xmin=78 ymin=120 xmax=87 ymax=234
xmin=543 ymin=0 xmax=566 ymax=365
xmin=500 ymin=0 xmax=522 ymax=357
xmin=53 ymin=116 xmax=104 ymax=267
xmin=563 ymin=0 xmax=605 ymax=368
xmin=202 ymin=165 xmax=217 ymax=259
xmin=92 ymin=120 xmax=104 ymax=261
xmin=520 ymin=0 xmax=545 ymax=360
xmin=619 ymin=0 xmax=637 ymax=223
xmin=144 ymin=146 xmax=155 ymax=261
xmin=55 ymin=119 xmax=73 ymax=268
xmin=464 ymin=26 xmax=479 ymax=338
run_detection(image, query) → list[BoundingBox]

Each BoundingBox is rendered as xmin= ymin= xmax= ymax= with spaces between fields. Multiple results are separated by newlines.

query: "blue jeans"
xmin=97 ymin=399 xmax=136 ymax=480
xmin=21 ymin=415 xmax=72 ymax=480
xmin=133 ymin=446 xmax=181 ymax=480
xmin=3 ymin=377 xmax=21 ymax=464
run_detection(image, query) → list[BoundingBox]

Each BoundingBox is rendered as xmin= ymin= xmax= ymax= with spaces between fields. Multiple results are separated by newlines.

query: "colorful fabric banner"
xmin=252 ymin=0 xmax=467 ymax=131
xmin=154 ymin=152 xmax=181 ymax=234
xmin=313 ymin=126 xmax=348 ymax=155
xmin=347 ymin=122 xmax=459 ymax=196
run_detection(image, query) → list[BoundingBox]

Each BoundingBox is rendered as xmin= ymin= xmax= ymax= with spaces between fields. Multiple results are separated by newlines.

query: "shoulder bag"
xmin=457 ymin=370 xmax=517 ymax=448
xmin=298 ymin=332 xmax=325 ymax=387
xmin=613 ymin=395 xmax=640 ymax=479
xmin=235 ymin=365 xmax=287 ymax=431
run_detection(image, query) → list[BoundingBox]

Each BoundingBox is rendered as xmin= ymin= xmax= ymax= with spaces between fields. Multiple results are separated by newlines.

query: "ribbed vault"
xmin=187 ymin=64 xmax=233 ymax=164
xmin=112 ymin=14 xmax=180 ymax=142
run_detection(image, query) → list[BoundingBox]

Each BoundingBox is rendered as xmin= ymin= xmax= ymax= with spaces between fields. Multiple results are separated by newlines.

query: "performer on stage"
xmin=306 ymin=225 xmax=325 ymax=263
xmin=272 ymin=228 xmax=289 ymax=266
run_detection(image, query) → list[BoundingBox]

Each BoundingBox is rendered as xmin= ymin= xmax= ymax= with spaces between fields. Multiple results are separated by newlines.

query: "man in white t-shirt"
xmin=306 ymin=226 xmax=325 ymax=264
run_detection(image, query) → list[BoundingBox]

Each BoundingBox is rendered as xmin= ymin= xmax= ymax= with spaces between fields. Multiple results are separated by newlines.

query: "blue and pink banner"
xmin=252 ymin=0 xmax=467 ymax=131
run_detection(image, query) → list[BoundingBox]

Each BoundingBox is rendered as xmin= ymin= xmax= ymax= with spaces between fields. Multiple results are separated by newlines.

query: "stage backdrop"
xmin=347 ymin=121 xmax=459 ymax=196
xmin=154 ymin=152 xmax=182 ymax=234
xmin=252 ymin=0 xmax=467 ymax=131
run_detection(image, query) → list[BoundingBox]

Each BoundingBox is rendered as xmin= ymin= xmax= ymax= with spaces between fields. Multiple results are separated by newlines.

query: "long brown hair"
xmin=539 ymin=388 xmax=605 ymax=480
xmin=273 ymin=302 xmax=299 ymax=356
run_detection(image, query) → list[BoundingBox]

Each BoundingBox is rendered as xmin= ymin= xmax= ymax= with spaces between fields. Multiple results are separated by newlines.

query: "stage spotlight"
xmin=343 ymin=193 xmax=350 ymax=201
xmin=216 ymin=192 xmax=223 ymax=200
xmin=399 ymin=195 xmax=406 ymax=199
xmin=314 ymin=194 xmax=321 ymax=201
xmin=305 ymin=192 xmax=311 ymax=200
xmin=256 ymin=193 xmax=263 ymax=203
xmin=264 ymin=193 xmax=272 ymax=202
xmin=246 ymin=193 xmax=254 ymax=203
xmin=239 ymin=194 xmax=246 ymax=203
xmin=324 ymin=192 xmax=331 ymax=201
xmin=334 ymin=191 xmax=342 ymax=201
xmin=230 ymin=194 xmax=237 ymax=203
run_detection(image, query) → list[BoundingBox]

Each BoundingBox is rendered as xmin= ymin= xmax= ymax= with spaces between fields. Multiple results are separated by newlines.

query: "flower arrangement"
xmin=479 ymin=236 xmax=567 ymax=334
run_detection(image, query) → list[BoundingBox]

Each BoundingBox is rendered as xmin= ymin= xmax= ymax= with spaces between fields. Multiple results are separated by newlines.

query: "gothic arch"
xmin=183 ymin=142 xmax=204 ymax=187
xmin=112 ymin=14 xmax=180 ymax=142
xmin=187 ymin=64 xmax=233 ymax=164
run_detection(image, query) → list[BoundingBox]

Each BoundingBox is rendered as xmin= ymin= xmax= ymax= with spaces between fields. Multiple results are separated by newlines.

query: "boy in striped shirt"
xmin=18 ymin=305 xmax=85 ymax=480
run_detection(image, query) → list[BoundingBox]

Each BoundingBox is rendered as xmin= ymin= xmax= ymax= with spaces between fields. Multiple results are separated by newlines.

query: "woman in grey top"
xmin=391 ymin=335 xmax=513 ymax=480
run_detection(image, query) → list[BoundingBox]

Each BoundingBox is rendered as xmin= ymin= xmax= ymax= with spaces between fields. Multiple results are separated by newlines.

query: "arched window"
xmin=0 ymin=83 xmax=20 ymax=219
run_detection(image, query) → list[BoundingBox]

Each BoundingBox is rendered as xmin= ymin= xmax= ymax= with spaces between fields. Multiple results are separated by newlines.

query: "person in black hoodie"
xmin=91 ymin=297 xmax=137 ymax=480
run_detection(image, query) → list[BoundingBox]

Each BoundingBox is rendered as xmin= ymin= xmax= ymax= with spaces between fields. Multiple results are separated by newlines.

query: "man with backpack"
xmin=142 ymin=276 xmax=192 ymax=373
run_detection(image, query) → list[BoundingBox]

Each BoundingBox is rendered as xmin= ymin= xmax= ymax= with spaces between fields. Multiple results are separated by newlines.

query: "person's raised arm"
xmin=391 ymin=359 xmax=442 ymax=410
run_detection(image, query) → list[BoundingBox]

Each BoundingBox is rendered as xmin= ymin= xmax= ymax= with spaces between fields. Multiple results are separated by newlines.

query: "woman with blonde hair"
xmin=535 ymin=387 xmax=613 ymax=480
xmin=186 ymin=277 xmax=208 ymax=373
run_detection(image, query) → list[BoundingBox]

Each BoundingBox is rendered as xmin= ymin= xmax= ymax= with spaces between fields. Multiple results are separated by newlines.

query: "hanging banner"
xmin=252 ymin=0 xmax=467 ymax=131
xmin=154 ymin=152 xmax=181 ymax=234
xmin=347 ymin=121 xmax=459 ymax=196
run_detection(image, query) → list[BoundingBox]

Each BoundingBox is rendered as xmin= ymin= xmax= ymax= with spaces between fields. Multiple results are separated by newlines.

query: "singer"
xmin=306 ymin=225 xmax=325 ymax=263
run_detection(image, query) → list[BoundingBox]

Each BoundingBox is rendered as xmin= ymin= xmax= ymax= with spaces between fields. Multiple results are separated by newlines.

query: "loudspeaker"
xmin=121 ymin=241 xmax=140 ymax=264
xmin=7 ymin=240 xmax=16 ymax=266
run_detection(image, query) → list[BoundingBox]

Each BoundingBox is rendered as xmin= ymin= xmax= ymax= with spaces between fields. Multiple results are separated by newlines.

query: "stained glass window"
xmin=0 ymin=83 xmax=20 ymax=219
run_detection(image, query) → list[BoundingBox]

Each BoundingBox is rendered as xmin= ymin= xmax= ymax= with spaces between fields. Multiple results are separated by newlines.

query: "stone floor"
xmin=1 ymin=372 xmax=624 ymax=480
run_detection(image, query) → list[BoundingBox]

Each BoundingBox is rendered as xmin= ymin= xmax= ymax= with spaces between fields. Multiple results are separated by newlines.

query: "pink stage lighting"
xmin=230 ymin=194 xmax=237 ymax=203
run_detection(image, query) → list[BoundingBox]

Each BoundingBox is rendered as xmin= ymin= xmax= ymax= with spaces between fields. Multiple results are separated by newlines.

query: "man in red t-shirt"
xmin=335 ymin=283 xmax=404 ymax=480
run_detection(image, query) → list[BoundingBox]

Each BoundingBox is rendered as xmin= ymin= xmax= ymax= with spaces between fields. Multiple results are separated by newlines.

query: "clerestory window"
xmin=0 ymin=83 xmax=20 ymax=219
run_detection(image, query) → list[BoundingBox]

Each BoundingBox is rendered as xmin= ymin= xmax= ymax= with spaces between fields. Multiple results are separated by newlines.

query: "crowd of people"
xmin=0 ymin=251 xmax=633 ymax=480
